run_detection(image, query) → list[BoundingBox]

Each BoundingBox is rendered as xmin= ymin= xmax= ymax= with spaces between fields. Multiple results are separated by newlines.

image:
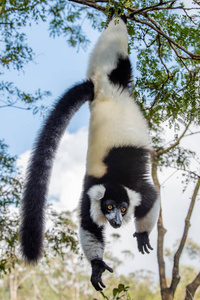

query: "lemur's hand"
xmin=91 ymin=259 xmax=113 ymax=291
xmin=133 ymin=231 xmax=153 ymax=254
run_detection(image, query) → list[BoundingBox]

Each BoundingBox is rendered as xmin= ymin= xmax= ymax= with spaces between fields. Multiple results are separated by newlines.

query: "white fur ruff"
xmin=123 ymin=187 xmax=142 ymax=224
xmin=87 ymin=184 xmax=108 ymax=226
xmin=88 ymin=184 xmax=142 ymax=227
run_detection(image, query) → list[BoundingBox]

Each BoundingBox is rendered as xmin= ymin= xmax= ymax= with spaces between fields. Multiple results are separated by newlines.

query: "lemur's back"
xmin=86 ymin=18 xmax=151 ymax=178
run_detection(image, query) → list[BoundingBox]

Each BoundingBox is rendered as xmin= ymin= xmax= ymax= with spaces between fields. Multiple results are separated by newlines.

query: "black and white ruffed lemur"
xmin=20 ymin=12 xmax=160 ymax=291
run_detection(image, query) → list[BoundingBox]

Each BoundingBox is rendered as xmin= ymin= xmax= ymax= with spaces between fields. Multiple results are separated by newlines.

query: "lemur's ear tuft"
xmin=87 ymin=185 xmax=106 ymax=201
xmin=124 ymin=187 xmax=141 ymax=207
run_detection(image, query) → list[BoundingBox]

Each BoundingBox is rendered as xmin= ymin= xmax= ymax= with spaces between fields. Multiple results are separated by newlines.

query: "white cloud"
xmin=49 ymin=128 xmax=88 ymax=211
xmin=17 ymin=149 xmax=31 ymax=175
xmin=18 ymin=128 xmax=88 ymax=212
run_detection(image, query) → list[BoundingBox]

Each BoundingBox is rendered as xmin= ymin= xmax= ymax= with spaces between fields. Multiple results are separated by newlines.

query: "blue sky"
xmin=0 ymin=19 xmax=100 ymax=156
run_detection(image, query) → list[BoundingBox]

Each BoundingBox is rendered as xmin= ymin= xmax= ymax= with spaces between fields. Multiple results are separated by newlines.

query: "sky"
xmin=1 ymin=7 xmax=200 ymax=283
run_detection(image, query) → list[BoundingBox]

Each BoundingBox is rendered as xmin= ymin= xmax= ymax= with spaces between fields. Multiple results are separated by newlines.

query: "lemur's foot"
xmin=108 ymin=8 xmax=127 ymax=24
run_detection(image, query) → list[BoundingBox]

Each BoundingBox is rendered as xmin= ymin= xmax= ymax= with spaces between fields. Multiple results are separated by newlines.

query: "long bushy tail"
xmin=20 ymin=80 xmax=94 ymax=263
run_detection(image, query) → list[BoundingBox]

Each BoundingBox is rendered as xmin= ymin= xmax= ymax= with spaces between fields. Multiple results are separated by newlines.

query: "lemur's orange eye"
xmin=121 ymin=208 xmax=126 ymax=213
xmin=107 ymin=205 xmax=113 ymax=210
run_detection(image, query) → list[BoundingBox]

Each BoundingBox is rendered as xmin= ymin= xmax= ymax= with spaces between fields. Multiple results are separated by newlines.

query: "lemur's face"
xmin=101 ymin=199 xmax=129 ymax=228
xmin=87 ymin=183 xmax=131 ymax=228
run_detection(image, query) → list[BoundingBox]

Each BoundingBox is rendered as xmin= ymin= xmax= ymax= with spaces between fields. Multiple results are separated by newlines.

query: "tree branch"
xmin=184 ymin=131 xmax=200 ymax=139
xmin=163 ymin=130 xmax=200 ymax=148
xmin=157 ymin=122 xmax=191 ymax=157
xmin=0 ymin=104 xmax=31 ymax=110
xmin=32 ymin=274 xmax=43 ymax=300
xmin=127 ymin=0 xmax=178 ymax=15
xmin=170 ymin=177 xmax=200 ymax=297
xmin=128 ymin=13 xmax=200 ymax=60
xmin=62 ymin=0 xmax=200 ymax=62
xmin=165 ymin=166 xmax=200 ymax=181
xmin=157 ymin=206 xmax=169 ymax=299
xmin=152 ymin=153 xmax=169 ymax=298
xmin=45 ymin=275 xmax=60 ymax=295
xmin=18 ymin=271 xmax=31 ymax=288
xmin=185 ymin=272 xmax=200 ymax=300
xmin=68 ymin=0 xmax=106 ymax=13
xmin=158 ymin=35 xmax=171 ymax=76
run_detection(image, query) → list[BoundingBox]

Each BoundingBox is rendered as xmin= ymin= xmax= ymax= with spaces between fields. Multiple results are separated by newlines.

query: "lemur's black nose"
xmin=110 ymin=219 xmax=121 ymax=229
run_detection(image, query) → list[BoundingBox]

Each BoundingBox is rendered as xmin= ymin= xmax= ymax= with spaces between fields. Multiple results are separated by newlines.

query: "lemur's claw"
xmin=91 ymin=259 xmax=113 ymax=291
xmin=133 ymin=232 xmax=153 ymax=254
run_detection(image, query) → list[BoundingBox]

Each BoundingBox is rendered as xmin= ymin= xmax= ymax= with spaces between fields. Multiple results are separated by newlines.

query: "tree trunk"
xmin=153 ymin=147 xmax=200 ymax=300
xmin=9 ymin=271 xmax=18 ymax=300
xmin=152 ymin=152 xmax=173 ymax=300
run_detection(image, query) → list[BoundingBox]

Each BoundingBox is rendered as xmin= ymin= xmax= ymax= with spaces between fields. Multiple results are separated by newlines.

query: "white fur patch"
xmin=87 ymin=18 xmax=128 ymax=80
xmin=79 ymin=227 xmax=104 ymax=262
xmin=86 ymin=87 xmax=151 ymax=178
xmin=87 ymin=185 xmax=108 ymax=226
xmin=135 ymin=195 xmax=160 ymax=234
xmin=123 ymin=187 xmax=142 ymax=224
xmin=87 ymin=184 xmax=106 ymax=201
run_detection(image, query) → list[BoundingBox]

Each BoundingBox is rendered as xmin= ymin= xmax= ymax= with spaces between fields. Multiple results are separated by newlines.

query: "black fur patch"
xmin=100 ymin=184 xmax=129 ymax=215
xmin=134 ymin=182 xmax=158 ymax=219
xmin=85 ymin=146 xmax=157 ymax=220
xmin=103 ymin=146 xmax=150 ymax=187
xmin=103 ymin=146 xmax=157 ymax=218
xmin=102 ymin=183 xmax=129 ymax=205
xmin=108 ymin=55 xmax=132 ymax=89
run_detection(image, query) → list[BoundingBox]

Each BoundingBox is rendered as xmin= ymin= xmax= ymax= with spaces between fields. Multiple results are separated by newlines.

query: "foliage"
xmin=0 ymin=0 xmax=49 ymax=111
xmin=0 ymin=203 xmax=79 ymax=275
xmin=0 ymin=140 xmax=22 ymax=207
xmin=185 ymin=238 xmax=200 ymax=261
xmin=44 ymin=209 xmax=79 ymax=260
xmin=101 ymin=283 xmax=132 ymax=300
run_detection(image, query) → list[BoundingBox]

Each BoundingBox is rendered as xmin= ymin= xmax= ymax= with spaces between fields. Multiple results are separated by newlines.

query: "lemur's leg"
xmin=106 ymin=11 xmax=132 ymax=89
xmin=79 ymin=186 xmax=113 ymax=291
xmin=134 ymin=183 xmax=160 ymax=254
xmin=87 ymin=15 xmax=129 ymax=82
xmin=108 ymin=53 xmax=132 ymax=89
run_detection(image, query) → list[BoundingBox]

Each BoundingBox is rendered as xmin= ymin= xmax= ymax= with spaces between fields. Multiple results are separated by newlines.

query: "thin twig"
xmin=158 ymin=35 xmax=171 ymax=76
xmin=127 ymin=0 xmax=178 ymax=15
xmin=157 ymin=122 xmax=191 ymax=157
xmin=0 ymin=104 xmax=31 ymax=110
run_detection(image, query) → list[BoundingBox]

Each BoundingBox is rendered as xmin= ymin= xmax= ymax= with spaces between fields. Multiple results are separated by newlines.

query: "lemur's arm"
xmin=79 ymin=191 xmax=113 ymax=291
xmin=134 ymin=183 xmax=160 ymax=254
